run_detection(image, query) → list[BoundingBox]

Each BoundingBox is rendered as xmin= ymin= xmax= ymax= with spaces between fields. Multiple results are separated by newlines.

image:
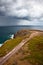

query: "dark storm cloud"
xmin=0 ymin=0 xmax=43 ymax=26
xmin=0 ymin=16 xmax=20 ymax=26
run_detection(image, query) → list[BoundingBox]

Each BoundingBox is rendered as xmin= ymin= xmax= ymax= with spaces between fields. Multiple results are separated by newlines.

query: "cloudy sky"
xmin=0 ymin=0 xmax=43 ymax=26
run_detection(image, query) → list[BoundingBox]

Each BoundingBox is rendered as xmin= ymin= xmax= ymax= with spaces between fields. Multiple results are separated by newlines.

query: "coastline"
xmin=0 ymin=34 xmax=14 ymax=47
xmin=0 ymin=29 xmax=43 ymax=47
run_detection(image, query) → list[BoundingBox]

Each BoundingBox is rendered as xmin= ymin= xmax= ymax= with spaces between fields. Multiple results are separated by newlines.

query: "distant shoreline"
xmin=0 ymin=25 xmax=43 ymax=27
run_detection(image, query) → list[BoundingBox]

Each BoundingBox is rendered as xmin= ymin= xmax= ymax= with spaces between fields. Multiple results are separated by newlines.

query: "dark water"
xmin=0 ymin=26 xmax=43 ymax=45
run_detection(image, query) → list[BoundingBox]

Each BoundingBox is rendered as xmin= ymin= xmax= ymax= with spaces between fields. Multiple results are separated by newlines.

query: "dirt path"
xmin=29 ymin=31 xmax=39 ymax=39
xmin=0 ymin=31 xmax=39 ymax=65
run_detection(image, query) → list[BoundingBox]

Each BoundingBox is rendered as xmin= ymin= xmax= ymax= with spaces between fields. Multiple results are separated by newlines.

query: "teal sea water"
xmin=0 ymin=25 xmax=43 ymax=46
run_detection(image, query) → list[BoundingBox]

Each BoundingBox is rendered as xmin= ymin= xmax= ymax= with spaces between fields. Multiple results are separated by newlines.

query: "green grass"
xmin=0 ymin=37 xmax=23 ymax=57
xmin=21 ymin=36 xmax=43 ymax=65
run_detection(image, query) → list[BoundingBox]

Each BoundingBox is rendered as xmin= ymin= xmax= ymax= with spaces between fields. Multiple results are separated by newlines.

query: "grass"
xmin=0 ymin=37 xmax=23 ymax=57
xmin=21 ymin=36 xmax=43 ymax=65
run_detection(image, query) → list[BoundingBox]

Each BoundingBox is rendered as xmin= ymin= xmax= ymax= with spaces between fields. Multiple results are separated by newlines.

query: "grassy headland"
xmin=3 ymin=30 xmax=43 ymax=65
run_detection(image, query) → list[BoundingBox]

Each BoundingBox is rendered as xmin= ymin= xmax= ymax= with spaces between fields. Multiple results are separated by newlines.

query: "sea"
xmin=0 ymin=25 xmax=43 ymax=47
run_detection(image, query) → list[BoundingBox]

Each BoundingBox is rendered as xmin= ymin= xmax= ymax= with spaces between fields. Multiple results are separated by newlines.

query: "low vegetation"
xmin=0 ymin=37 xmax=23 ymax=57
xmin=21 ymin=36 xmax=43 ymax=65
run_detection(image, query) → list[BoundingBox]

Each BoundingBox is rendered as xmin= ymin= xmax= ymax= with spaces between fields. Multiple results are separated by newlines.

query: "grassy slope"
xmin=0 ymin=37 xmax=23 ymax=57
xmin=22 ymin=36 xmax=43 ymax=65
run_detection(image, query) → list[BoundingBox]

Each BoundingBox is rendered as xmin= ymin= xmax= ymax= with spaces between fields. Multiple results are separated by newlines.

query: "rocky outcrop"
xmin=14 ymin=30 xmax=30 ymax=38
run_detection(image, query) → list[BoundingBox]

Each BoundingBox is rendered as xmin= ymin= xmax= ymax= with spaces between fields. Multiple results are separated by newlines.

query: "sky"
xmin=0 ymin=0 xmax=43 ymax=26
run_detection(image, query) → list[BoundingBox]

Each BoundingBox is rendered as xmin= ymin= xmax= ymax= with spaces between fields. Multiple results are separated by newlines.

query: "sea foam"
xmin=0 ymin=44 xmax=3 ymax=47
xmin=10 ymin=34 xmax=14 ymax=39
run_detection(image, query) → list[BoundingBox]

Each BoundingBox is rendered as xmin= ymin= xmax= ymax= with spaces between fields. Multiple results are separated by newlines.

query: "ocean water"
xmin=0 ymin=25 xmax=43 ymax=46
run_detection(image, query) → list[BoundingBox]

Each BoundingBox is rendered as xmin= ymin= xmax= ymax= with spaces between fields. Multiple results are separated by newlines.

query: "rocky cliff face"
xmin=14 ymin=30 xmax=30 ymax=38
